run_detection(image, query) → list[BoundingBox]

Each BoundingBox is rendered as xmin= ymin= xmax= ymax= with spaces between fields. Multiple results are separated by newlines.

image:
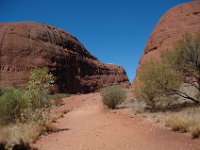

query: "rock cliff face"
xmin=135 ymin=0 xmax=200 ymax=79
xmin=0 ymin=22 xmax=130 ymax=93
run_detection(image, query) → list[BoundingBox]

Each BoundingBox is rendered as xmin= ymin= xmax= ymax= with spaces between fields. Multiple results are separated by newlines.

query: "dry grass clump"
xmin=189 ymin=126 xmax=200 ymax=139
xmin=165 ymin=108 xmax=200 ymax=138
xmin=0 ymin=123 xmax=42 ymax=148
xmin=0 ymin=108 xmax=70 ymax=149
xmin=121 ymin=90 xmax=200 ymax=138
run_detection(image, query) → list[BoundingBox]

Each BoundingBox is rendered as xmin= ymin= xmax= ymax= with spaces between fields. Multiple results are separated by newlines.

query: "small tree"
xmin=137 ymin=33 xmax=200 ymax=111
xmin=161 ymin=33 xmax=200 ymax=103
xmin=28 ymin=67 xmax=54 ymax=91
xmin=137 ymin=61 xmax=181 ymax=110
xmin=26 ymin=67 xmax=54 ymax=109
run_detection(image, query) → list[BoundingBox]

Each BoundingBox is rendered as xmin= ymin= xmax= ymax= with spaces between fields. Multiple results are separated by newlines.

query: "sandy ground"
xmin=34 ymin=93 xmax=200 ymax=150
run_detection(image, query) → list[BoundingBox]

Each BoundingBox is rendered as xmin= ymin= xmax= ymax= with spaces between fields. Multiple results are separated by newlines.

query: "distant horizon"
xmin=0 ymin=0 xmax=191 ymax=81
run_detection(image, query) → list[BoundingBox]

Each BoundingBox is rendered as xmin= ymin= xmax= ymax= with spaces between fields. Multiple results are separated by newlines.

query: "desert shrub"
xmin=136 ymin=61 xmax=181 ymax=111
xmin=24 ymin=89 xmax=50 ymax=109
xmin=0 ymin=67 xmax=54 ymax=125
xmin=0 ymin=87 xmax=27 ymax=125
xmin=101 ymin=85 xmax=127 ymax=109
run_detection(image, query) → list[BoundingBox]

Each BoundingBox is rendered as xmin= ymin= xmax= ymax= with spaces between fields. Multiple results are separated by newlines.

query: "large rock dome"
xmin=135 ymin=0 xmax=200 ymax=80
xmin=0 ymin=22 xmax=130 ymax=93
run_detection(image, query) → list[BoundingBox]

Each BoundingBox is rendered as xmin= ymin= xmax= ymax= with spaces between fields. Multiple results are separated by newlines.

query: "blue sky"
xmin=0 ymin=0 xmax=190 ymax=81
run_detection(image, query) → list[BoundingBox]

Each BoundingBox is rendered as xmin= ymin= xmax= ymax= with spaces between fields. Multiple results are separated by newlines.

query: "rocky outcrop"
xmin=0 ymin=22 xmax=130 ymax=93
xmin=135 ymin=0 xmax=200 ymax=79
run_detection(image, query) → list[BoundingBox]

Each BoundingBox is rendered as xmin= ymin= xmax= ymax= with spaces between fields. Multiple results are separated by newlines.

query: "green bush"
xmin=137 ymin=61 xmax=181 ymax=111
xmin=24 ymin=89 xmax=51 ymax=109
xmin=101 ymin=85 xmax=127 ymax=109
xmin=0 ymin=87 xmax=27 ymax=124
xmin=0 ymin=67 xmax=55 ymax=125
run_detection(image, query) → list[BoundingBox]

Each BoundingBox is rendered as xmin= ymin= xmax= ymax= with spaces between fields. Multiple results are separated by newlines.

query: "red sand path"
xmin=34 ymin=93 xmax=200 ymax=150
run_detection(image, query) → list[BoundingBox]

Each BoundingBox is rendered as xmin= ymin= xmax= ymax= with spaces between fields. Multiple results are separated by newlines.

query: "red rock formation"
xmin=0 ymin=22 xmax=130 ymax=93
xmin=135 ymin=0 xmax=200 ymax=79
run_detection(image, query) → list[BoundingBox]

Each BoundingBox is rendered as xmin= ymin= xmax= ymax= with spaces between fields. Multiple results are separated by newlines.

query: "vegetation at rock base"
xmin=0 ymin=67 xmax=70 ymax=149
xmin=0 ymin=87 xmax=27 ymax=125
xmin=0 ymin=67 xmax=53 ymax=125
xmin=161 ymin=33 xmax=200 ymax=103
xmin=134 ymin=32 xmax=200 ymax=138
xmin=101 ymin=85 xmax=127 ymax=109
xmin=137 ymin=32 xmax=200 ymax=111
xmin=136 ymin=61 xmax=181 ymax=111
xmin=26 ymin=67 xmax=54 ymax=109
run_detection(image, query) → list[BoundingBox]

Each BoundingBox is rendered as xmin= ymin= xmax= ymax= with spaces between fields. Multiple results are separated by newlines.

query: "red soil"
xmin=34 ymin=93 xmax=200 ymax=150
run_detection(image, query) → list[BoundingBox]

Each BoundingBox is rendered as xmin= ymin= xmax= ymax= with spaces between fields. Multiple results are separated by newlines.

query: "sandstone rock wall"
xmin=0 ymin=22 xmax=130 ymax=93
xmin=135 ymin=0 xmax=200 ymax=80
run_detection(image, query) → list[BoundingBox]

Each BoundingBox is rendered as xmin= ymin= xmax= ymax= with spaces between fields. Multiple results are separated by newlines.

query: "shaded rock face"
xmin=136 ymin=1 xmax=200 ymax=78
xmin=0 ymin=22 xmax=130 ymax=93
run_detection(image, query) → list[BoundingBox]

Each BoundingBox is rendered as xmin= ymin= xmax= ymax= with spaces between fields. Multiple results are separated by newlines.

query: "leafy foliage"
xmin=28 ymin=67 xmax=54 ymax=91
xmin=137 ymin=32 xmax=200 ymax=111
xmin=0 ymin=67 xmax=54 ymax=125
xmin=101 ymin=85 xmax=127 ymax=109
xmin=0 ymin=87 xmax=27 ymax=124
xmin=161 ymin=33 xmax=200 ymax=103
xmin=26 ymin=67 xmax=54 ymax=109
xmin=162 ymin=33 xmax=200 ymax=79
xmin=137 ymin=61 xmax=181 ymax=110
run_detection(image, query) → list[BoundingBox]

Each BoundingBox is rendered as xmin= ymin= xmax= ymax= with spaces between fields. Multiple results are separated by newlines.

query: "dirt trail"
xmin=35 ymin=93 xmax=200 ymax=150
